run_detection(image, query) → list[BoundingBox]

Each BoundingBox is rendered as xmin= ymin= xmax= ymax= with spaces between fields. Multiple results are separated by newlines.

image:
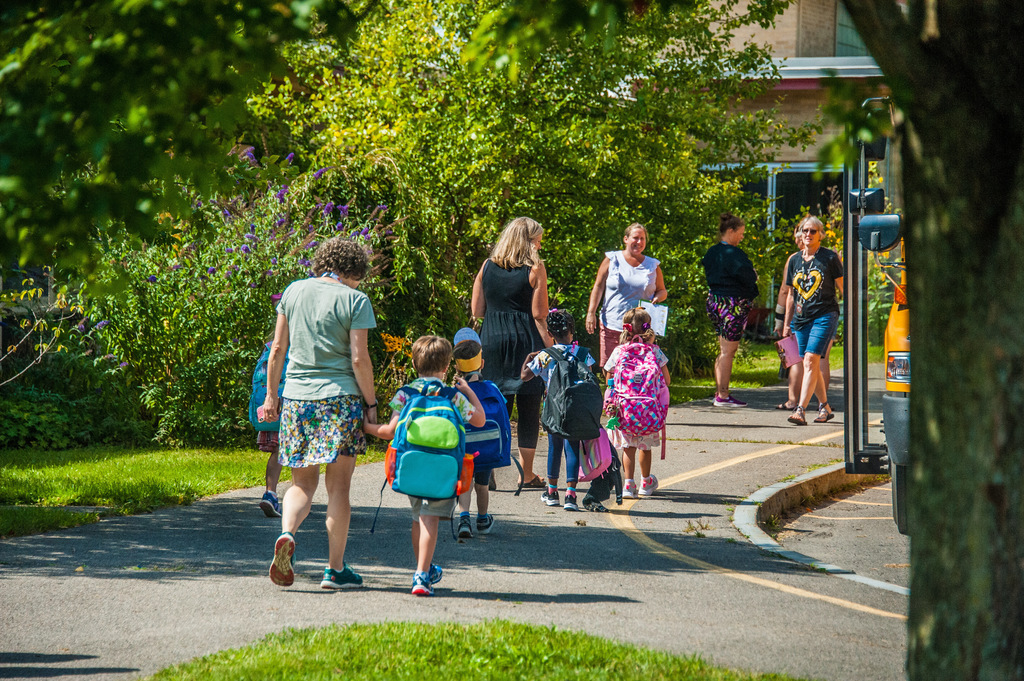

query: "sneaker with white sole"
xmin=476 ymin=514 xmax=494 ymax=534
xmin=541 ymin=489 xmax=560 ymax=507
xmin=269 ymin=533 xmax=295 ymax=587
xmin=713 ymin=394 xmax=747 ymax=408
xmin=412 ymin=571 xmax=433 ymax=596
xmin=622 ymin=479 xmax=638 ymax=499
xmin=563 ymin=493 xmax=579 ymax=511
xmin=259 ymin=491 xmax=282 ymax=518
xmin=320 ymin=564 xmax=363 ymax=589
xmin=639 ymin=474 xmax=659 ymax=497
xmin=457 ymin=515 xmax=473 ymax=539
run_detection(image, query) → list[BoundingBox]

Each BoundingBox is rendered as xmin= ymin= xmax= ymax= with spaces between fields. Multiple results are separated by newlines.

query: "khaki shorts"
xmin=409 ymin=495 xmax=456 ymax=519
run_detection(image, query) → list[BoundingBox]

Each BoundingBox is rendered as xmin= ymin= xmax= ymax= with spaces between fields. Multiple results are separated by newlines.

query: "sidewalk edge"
xmin=733 ymin=463 xmax=910 ymax=596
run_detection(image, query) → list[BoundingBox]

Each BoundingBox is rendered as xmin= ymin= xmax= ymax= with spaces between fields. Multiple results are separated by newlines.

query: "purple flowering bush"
xmin=88 ymin=166 xmax=400 ymax=446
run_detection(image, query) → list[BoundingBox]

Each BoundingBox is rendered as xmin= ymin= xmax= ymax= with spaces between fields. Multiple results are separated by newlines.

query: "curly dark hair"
xmin=546 ymin=309 xmax=575 ymax=341
xmin=313 ymin=237 xmax=369 ymax=280
xmin=718 ymin=212 xmax=745 ymax=236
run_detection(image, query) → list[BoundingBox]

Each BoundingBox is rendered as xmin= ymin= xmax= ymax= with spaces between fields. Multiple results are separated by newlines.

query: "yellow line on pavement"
xmin=659 ymin=429 xmax=843 ymax=488
xmin=835 ymin=499 xmax=891 ymax=507
xmin=610 ymin=429 xmax=906 ymax=621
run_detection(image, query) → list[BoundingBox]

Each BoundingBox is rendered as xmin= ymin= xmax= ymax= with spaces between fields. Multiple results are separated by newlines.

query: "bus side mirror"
xmin=848 ymin=187 xmax=886 ymax=214
xmin=858 ymin=214 xmax=902 ymax=252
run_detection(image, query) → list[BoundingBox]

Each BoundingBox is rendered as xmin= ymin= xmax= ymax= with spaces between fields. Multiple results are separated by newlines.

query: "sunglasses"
xmin=802 ymin=229 xmax=819 ymax=234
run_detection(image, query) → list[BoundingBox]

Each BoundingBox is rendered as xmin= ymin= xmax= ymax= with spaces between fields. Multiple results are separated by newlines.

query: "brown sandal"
xmin=776 ymin=401 xmax=797 ymax=410
xmin=814 ymin=403 xmax=835 ymax=423
xmin=788 ymin=406 xmax=807 ymax=426
xmin=519 ymin=475 xmax=546 ymax=488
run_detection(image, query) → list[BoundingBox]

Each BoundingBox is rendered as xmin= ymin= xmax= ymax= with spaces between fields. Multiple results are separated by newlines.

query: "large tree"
xmin=840 ymin=2 xmax=1024 ymax=679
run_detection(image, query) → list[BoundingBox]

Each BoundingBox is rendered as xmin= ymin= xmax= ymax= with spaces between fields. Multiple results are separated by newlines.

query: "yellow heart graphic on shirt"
xmin=793 ymin=270 xmax=822 ymax=300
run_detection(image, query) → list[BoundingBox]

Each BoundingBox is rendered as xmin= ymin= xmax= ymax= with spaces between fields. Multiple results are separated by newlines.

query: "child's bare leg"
xmin=457 ymin=489 xmax=472 ymax=515
xmin=265 ymin=447 xmax=283 ymax=494
xmin=414 ymin=515 xmax=440 ymax=573
xmin=622 ymin=446 xmax=638 ymax=481
xmin=638 ymin=449 xmax=653 ymax=479
xmin=474 ymin=483 xmax=489 ymax=516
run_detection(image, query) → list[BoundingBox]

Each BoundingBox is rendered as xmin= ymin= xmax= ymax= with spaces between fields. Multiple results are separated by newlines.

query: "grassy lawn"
xmin=0 ymin=443 xmax=388 ymax=538
xmin=146 ymin=621 xmax=810 ymax=681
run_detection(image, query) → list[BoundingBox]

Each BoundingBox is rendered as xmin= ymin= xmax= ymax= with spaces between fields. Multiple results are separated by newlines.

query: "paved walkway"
xmin=0 ymin=383 xmax=908 ymax=681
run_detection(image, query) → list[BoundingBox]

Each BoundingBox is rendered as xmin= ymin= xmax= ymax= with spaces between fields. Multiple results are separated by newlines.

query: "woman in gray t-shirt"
xmin=585 ymin=223 xmax=668 ymax=366
xmin=262 ymin=237 xmax=378 ymax=591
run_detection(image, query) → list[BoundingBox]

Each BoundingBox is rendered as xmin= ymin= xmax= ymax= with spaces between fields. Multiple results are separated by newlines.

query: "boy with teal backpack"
xmin=249 ymin=314 xmax=289 ymax=517
xmin=364 ymin=335 xmax=485 ymax=596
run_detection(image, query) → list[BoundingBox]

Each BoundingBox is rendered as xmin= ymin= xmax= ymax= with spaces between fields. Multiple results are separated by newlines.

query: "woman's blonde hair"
xmin=619 ymin=307 xmax=656 ymax=345
xmin=797 ymin=215 xmax=825 ymax=242
xmin=490 ymin=217 xmax=543 ymax=269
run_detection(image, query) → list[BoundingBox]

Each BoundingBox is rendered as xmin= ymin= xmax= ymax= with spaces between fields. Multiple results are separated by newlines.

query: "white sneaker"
xmin=639 ymin=474 xmax=659 ymax=497
xmin=622 ymin=479 xmax=638 ymax=499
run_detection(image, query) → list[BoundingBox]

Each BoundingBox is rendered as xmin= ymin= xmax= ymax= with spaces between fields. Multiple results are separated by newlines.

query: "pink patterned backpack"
xmin=608 ymin=340 xmax=669 ymax=439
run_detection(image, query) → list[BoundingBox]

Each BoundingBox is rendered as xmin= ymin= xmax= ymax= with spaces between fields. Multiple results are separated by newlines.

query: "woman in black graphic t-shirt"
xmin=781 ymin=216 xmax=844 ymax=426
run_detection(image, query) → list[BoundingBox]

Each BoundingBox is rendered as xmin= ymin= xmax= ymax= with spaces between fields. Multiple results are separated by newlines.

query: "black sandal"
xmin=814 ymin=403 xmax=835 ymax=423
xmin=788 ymin=406 xmax=807 ymax=426
xmin=776 ymin=401 xmax=797 ymax=410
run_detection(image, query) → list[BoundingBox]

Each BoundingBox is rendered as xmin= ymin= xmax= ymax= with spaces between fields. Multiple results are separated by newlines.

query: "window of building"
xmin=836 ymin=4 xmax=870 ymax=57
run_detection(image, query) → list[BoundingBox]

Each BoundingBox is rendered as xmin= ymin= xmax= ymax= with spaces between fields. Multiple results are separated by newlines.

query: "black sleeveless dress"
xmin=479 ymin=260 xmax=544 ymax=396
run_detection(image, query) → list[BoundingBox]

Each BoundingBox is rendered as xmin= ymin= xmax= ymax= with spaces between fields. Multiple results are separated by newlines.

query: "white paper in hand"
xmin=639 ymin=301 xmax=668 ymax=336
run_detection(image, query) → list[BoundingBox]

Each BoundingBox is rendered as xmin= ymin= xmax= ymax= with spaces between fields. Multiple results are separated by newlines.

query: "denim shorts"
xmin=793 ymin=312 xmax=839 ymax=358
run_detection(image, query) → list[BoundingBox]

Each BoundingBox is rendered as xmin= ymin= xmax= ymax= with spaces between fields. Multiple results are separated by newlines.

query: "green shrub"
xmin=87 ymin=162 xmax=399 ymax=445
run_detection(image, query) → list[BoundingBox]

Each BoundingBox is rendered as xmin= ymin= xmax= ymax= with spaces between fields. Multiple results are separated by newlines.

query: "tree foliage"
xmin=0 ymin=0 xmax=374 ymax=272
xmin=249 ymin=0 xmax=815 ymax=361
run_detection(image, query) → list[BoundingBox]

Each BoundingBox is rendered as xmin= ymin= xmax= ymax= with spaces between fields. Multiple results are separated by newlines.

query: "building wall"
xmin=734 ymin=88 xmax=843 ymax=164
xmin=798 ymin=0 xmax=837 ymax=57
xmin=732 ymin=0 xmax=838 ymax=58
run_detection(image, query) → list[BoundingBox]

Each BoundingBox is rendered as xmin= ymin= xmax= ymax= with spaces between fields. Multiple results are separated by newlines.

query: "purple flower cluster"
xmin=313 ymin=167 xmax=330 ymax=180
xmin=95 ymin=320 xmax=110 ymax=330
xmin=323 ymin=202 xmax=335 ymax=216
xmin=240 ymin=245 xmax=252 ymax=255
xmin=298 ymin=257 xmax=312 ymax=267
xmin=147 ymin=275 xmax=157 ymax=283
xmin=225 ymin=247 xmax=234 ymax=253
xmin=275 ymin=186 xmax=289 ymax=203
xmin=285 ymin=153 xmax=295 ymax=164
xmin=171 ymin=264 xmax=183 ymax=271
xmin=339 ymin=205 xmax=349 ymax=217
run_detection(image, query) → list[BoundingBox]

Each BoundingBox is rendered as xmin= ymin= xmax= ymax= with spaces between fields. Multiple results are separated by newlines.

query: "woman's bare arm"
xmin=530 ymin=261 xmax=553 ymax=347
xmin=585 ymin=257 xmax=611 ymax=334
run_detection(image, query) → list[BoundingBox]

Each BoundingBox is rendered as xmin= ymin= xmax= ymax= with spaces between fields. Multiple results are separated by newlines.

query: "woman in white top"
xmin=585 ymin=223 xmax=668 ymax=366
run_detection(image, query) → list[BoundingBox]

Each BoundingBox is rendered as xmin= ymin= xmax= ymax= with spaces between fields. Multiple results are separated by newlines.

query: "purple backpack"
xmin=610 ymin=340 xmax=669 ymax=438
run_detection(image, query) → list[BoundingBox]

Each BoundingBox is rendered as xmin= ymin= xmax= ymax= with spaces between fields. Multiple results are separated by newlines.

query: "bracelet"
xmin=366 ymin=403 xmax=377 ymax=409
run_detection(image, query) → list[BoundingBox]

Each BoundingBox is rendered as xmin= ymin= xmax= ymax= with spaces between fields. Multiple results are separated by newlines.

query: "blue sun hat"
xmin=453 ymin=327 xmax=481 ymax=347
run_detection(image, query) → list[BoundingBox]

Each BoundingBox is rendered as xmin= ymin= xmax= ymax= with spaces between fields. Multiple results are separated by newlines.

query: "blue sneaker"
xmin=412 ymin=571 xmax=433 ymax=597
xmin=428 ymin=563 xmax=443 ymax=585
xmin=259 ymin=491 xmax=281 ymax=518
xmin=320 ymin=564 xmax=364 ymax=590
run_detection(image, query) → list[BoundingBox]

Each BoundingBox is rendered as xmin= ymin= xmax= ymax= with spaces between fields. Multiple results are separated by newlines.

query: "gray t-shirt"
xmin=277 ymin=277 xmax=376 ymax=401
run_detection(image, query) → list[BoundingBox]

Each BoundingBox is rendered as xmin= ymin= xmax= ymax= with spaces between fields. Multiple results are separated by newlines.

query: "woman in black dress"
xmin=471 ymin=217 xmax=553 ymax=487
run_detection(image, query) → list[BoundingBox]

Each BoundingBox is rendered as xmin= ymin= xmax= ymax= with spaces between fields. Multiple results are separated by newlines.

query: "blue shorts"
xmin=793 ymin=312 xmax=839 ymax=358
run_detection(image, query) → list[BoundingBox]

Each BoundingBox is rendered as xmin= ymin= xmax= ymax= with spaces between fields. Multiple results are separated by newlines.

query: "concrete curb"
xmin=733 ymin=463 xmax=910 ymax=596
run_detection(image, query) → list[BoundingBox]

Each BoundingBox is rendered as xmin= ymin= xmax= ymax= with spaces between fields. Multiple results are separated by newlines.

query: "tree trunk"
xmin=842 ymin=2 xmax=1024 ymax=678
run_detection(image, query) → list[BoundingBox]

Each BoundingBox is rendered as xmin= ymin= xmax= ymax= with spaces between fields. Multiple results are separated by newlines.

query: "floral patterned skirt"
xmin=278 ymin=395 xmax=366 ymax=468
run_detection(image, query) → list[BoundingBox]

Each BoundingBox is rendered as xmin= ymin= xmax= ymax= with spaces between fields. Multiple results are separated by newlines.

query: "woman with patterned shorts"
xmin=261 ymin=237 xmax=379 ymax=590
xmin=701 ymin=212 xmax=759 ymax=407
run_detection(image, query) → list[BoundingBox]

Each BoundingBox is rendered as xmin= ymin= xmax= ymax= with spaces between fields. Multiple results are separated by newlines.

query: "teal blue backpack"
xmin=386 ymin=382 xmax=467 ymax=500
xmin=248 ymin=343 xmax=288 ymax=432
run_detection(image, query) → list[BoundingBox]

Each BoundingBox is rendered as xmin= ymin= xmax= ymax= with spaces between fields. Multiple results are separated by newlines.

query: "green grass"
xmin=0 ymin=442 xmax=388 ymax=538
xmin=146 ymin=621 xmax=812 ymax=681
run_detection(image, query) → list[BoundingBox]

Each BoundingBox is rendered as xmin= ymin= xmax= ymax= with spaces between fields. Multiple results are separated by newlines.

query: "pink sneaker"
xmin=622 ymin=479 xmax=638 ymax=499
xmin=639 ymin=474 xmax=659 ymax=497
